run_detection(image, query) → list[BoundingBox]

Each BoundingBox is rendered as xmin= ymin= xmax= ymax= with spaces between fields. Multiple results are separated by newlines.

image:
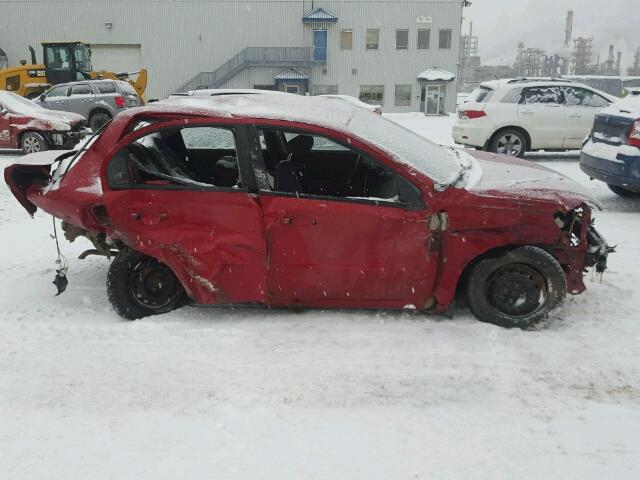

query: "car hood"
xmin=27 ymin=108 xmax=86 ymax=126
xmin=466 ymin=150 xmax=601 ymax=210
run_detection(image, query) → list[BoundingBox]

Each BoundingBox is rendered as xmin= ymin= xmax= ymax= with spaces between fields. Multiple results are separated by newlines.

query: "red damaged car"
xmin=4 ymin=94 xmax=612 ymax=328
xmin=0 ymin=91 xmax=87 ymax=154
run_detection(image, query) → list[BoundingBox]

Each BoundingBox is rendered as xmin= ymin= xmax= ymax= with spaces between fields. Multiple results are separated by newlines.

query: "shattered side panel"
xmin=104 ymin=189 xmax=267 ymax=305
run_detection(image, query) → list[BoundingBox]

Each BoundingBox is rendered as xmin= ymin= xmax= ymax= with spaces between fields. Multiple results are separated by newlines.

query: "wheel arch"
xmin=88 ymin=106 xmax=112 ymax=120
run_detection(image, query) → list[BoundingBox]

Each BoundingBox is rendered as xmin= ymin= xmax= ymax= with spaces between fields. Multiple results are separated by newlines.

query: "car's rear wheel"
xmin=607 ymin=184 xmax=640 ymax=198
xmin=88 ymin=111 xmax=111 ymax=131
xmin=489 ymin=129 xmax=527 ymax=158
xmin=466 ymin=246 xmax=566 ymax=329
xmin=107 ymin=250 xmax=187 ymax=320
xmin=20 ymin=132 xmax=48 ymax=154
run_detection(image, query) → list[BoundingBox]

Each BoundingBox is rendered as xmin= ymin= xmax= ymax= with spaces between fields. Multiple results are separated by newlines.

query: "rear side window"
xmin=522 ymin=86 xmax=563 ymax=105
xmin=118 ymin=82 xmax=138 ymax=96
xmin=469 ymin=86 xmax=494 ymax=103
xmin=46 ymin=86 xmax=69 ymax=98
xmin=563 ymin=86 xmax=610 ymax=108
xmin=500 ymin=87 xmax=523 ymax=103
xmin=109 ymin=125 xmax=241 ymax=189
xmin=96 ymin=83 xmax=117 ymax=94
xmin=70 ymin=84 xmax=92 ymax=95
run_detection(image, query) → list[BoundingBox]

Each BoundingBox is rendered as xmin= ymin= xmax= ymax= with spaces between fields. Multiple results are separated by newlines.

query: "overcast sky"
xmin=464 ymin=0 xmax=638 ymax=70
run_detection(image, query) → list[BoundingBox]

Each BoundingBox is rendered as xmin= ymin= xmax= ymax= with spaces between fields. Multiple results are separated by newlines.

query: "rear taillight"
xmin=459 ymin=110 xmax=487 ymax=120
xmin=628 ymin=119 xmax=640 ymax=148
xmin=114 ymin=96 xmax=126 ymax=108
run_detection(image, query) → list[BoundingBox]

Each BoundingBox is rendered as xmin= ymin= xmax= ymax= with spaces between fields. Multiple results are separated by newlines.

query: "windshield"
xmin=346 ymin=107 xmax=465 ymax=184
xmin=0 ymin=91 xmax=48 ymax=115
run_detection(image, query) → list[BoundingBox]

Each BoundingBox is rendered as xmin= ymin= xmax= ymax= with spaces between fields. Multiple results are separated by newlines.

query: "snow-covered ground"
xmin=1 ymin=114 xmax=639 ymax=479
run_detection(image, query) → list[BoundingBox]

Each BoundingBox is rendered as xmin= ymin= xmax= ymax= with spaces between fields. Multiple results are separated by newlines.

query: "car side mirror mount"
xmin=39 ymin=94 xmax=45 ymax=101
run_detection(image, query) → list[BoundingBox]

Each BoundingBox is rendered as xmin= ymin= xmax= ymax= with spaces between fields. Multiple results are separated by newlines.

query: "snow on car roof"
xmin=153 ymin=94 xmax=464 ymax=183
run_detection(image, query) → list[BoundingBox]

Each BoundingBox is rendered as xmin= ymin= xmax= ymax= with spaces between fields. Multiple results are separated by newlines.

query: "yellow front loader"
xmin=0 ymin=42 xmax=148 ymax=100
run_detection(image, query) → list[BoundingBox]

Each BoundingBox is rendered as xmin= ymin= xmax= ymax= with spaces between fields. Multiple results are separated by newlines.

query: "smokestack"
xmin=608 ymin=45 xmax=615 ymax=63
xmin=469 ymin=21 xmax=473 ymax=38
xmin=616 ymin=51 xmax=622 ymax=74
xmin=565 ymin=10 xmax=573 ymax=46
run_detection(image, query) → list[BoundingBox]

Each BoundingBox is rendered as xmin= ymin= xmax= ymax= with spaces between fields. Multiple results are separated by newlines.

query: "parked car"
xmin=34 ymin=79 xmax=141 ymax=131
xmin=5 ymin=94 xmax=611 ymax=328
xmin=580 ymin=90 xmax=640 ymax=197
xmin=454 ymin=78 xmax=617 ymax=157
xmin=0 ymin=90 xmax=87 ymax=154
xmin=319 ymin=95 xmax=382 ymax=114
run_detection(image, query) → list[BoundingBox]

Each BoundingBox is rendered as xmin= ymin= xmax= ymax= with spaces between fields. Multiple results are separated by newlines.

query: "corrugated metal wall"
xmin=0 ymin=0 xmax=462 ymax=112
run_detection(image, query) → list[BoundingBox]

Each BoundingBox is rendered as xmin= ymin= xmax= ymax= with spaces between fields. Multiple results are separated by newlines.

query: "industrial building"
xmin=0 ymin=0 xmax=467 ymax=113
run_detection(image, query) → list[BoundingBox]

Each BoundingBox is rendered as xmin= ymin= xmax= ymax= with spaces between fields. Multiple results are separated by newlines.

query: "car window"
xmin=258 ymin=128 xmax=423 ymax=208
xmin=96 ymin=83 xmax=117 ymax=94
xmin=181 ymin=127 xmax=236 ymax=149
xmin=469 ymin=86 xmax=494 ymax=103
xmin=283 ymin=132 xmax=349 ymax=151
xmin=46 ymin=86 xmax=69 ymax=98
xmin=522 ymin=86 xmax=563 ymax=105
xmin=500 ymin=87 xmax=523 ymax=103
xmin=108 ymin=125 xmax=242 ymax=189
xmin=562 ymin=86 xmax=610 ymax=108
xmin=70 ymin=84 xmax=93 ymax=95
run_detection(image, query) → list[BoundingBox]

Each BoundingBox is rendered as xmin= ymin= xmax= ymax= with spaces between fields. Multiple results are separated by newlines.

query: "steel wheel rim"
xmin=128 ymin=258 xmax=180 ymax=311
xmin=496 ymin=134 xmax=523 ymax=156
xmin=23 ymin=136 xmax=41 ymax=153
xmin=487 ymin=263 xmax=547 ymax=317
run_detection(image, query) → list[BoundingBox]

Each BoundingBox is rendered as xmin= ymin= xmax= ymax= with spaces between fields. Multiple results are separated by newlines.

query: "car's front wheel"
xmin=607 ymin=184 xmax=640 ymax=198
xmin=88 ymin=111 xmax=111 ymax=131
xmin=489 ymin=129 xmax=527 ymax=158
xmin=466 ymin=246 xmax=566 ymax=329
xmin=20 ymin=132 xmax=49 ymax=154
xmin=107 ymin=250 xmax=187 ymax=320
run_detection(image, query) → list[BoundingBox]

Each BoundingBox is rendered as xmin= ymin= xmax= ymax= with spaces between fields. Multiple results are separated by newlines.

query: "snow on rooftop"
xmin=417 ymin=68 xmax=456 ymax=82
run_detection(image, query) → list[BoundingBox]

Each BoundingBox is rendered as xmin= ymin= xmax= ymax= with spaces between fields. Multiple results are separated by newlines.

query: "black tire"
xmin=20 ymin=131 xmax=48 ymax=154
xmin=88 ymin=111 xmax=111 ymax=131
xmin=107 ymin=250 xmax=187 ymax=320
xmin=607 ymin=184 xmax=640 ymax=198
xmin=489 ymin=128 xmax=527 ymax=158
xmin=466 ymin=246 xmax=566 ymax=329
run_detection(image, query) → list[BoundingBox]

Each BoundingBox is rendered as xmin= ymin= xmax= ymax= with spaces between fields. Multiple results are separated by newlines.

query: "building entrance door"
xmin=424 ymin=84 xmax=446 ymax=115
xmin=313 ymin=30 xmax=327 ymax=61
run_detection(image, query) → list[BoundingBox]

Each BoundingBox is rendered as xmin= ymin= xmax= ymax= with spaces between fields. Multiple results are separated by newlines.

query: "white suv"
xmin=453 ymin=78 xmax=617 ymax=157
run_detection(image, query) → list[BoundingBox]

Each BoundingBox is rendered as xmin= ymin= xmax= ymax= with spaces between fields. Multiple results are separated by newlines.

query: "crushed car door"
xmin=255 ymin=129 xmax=440 ymax=309
xmin=102 ymin=120 xmax=267 ymax=305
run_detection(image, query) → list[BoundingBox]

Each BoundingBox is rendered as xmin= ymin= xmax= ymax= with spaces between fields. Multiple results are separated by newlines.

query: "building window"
xmin=340 ymin=29 xmax=353 ymax=50
xmin=366 ymin=29 xmax=379 ymax=50
xmin=417 ymin=29 xmax=431 ymax=49
xmin=314 ymin=85 xmax=338 ymax=95
xmin=253 ymin=84 xmax=278 ymax=91
xmin=396 ymin=29 xmax=409 ymax=50
xmin=439 ymin=29 xmax=452 ymax=49
xmin=359 ymin=85 xmax=384 ymax=105
xmin=394 ymin=85 xmax=412 ymax=106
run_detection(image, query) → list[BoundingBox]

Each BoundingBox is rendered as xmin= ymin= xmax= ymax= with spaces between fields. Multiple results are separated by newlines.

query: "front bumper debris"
xmin=586 ymin=223 xmax=614 ymax=274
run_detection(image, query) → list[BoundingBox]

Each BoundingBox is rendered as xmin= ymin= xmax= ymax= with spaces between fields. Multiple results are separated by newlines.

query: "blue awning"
xmin=274 ymin=68 xmax=310 ymax=81
xmin=302 ymin=8 xmax=338 ymax=23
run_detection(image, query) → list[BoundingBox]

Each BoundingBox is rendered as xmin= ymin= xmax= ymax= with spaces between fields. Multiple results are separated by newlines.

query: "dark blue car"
xmin=580 ymin=91 xmax=640 ymax=197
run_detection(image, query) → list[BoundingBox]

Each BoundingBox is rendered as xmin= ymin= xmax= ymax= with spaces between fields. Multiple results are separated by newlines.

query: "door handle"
xmin=568 ymin=114 xmax=582 ymax=118
xmin=129 ymin=212 xmax=140 ymax=220
xmin=521 ymin=111 xmax=534 ymax=115
xmin=158 ymin=212 xmax=168 ymax=221
xmin=281 ymin=217 xmax=292 ymax=225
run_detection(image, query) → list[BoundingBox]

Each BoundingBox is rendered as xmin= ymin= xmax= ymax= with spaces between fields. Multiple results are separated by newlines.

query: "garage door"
xmin=89 ymin=44 xmax=141 ymax=74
